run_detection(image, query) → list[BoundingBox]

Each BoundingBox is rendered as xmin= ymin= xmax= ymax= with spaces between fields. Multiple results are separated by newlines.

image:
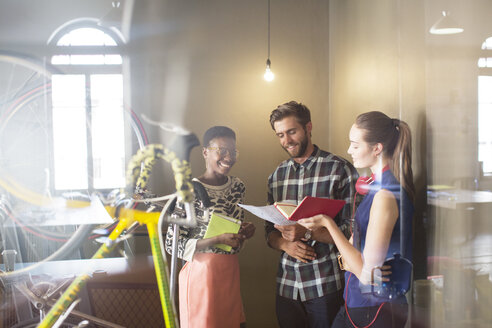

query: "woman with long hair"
xmin=298 ymin=111 xmax=414 ymax=327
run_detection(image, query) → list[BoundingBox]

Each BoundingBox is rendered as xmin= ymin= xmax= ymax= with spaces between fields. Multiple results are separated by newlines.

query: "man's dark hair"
xmin=269 ymin=101 xmax=311 ymax=130
xmin=203 ymin=126 xmax=236 ymax=147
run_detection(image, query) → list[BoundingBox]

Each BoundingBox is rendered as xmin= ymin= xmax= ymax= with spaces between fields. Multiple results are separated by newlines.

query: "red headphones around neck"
xmin=355 ymin=165 xmax=390 ymax=195
xmin=355 ymin=175 xmax=375 ymax=195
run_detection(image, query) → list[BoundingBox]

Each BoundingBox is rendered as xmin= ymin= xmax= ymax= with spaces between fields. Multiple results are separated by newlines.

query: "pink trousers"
xmin=179 ymin=253 xmax=245 ymax=328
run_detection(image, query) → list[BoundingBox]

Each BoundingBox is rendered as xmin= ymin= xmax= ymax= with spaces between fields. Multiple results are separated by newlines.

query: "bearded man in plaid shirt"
xmin=265 ymin=101 xmax=358 ymax=328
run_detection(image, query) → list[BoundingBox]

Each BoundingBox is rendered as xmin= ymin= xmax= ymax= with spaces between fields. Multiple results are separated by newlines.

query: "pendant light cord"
xmin=267 ymin=0 xmax=271 ymax=60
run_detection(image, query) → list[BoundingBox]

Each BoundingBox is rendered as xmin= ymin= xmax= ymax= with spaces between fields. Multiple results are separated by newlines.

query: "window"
xmin=48 ymin=20 xmax=127 ymax=190
xmin=478 ymin=37 xmax=492 ymax=175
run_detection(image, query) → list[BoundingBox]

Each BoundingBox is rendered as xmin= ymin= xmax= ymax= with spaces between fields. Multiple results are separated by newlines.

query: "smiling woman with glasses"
xmin=165 ymin=125 xmax=255 ymax=328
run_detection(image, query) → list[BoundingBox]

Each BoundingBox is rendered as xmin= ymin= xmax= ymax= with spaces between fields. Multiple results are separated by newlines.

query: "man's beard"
xmin=283 ymin=135 xmax=309 ymax=158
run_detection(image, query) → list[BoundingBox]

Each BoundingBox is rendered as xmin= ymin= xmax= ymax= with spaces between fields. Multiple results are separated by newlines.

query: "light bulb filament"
xmin=264 ymin=59 xmax=274 ymax=81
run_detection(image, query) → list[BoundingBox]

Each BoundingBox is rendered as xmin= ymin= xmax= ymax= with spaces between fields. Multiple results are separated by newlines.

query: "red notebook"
xmin=274 ymin=196 xmax=346 ymax=221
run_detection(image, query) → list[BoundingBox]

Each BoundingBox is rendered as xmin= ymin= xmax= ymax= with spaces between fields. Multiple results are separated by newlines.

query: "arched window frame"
xmin=47 ymin=18 xmax=125 ymax=73
xmin=47 ymin=18 xmax=128 ymax=191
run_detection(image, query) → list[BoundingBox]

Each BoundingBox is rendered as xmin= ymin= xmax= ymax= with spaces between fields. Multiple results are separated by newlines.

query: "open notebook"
xmin=274 ymin=196 xmax=346 ymax=221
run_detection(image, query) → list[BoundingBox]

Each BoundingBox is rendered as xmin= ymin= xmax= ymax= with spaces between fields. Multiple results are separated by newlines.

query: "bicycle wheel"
xmin=0 ymin=51 xmax=148 ymax=270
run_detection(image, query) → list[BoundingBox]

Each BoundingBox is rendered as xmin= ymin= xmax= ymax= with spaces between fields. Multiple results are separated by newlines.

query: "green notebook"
xmin=203 ymin=212 xmax=241 ymax=252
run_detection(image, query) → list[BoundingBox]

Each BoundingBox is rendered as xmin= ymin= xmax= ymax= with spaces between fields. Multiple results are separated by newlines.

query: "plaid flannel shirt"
xmin=266 ymin=145 xmax=358 ymax=301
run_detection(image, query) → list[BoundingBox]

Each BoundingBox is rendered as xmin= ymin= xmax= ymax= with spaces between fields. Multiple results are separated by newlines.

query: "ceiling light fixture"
xmin=429 ymin=11 xmax=464 ymax=35
xmin=264 ymin=0 xmax=274 ymax=82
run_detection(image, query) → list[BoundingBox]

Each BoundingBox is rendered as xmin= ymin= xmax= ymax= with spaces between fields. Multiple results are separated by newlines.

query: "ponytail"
xmin=391 ymin=119 xmax=415 ymax=201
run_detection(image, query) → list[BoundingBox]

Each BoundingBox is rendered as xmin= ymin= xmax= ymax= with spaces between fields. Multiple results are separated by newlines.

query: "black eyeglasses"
xmin=207 ymin=147 xmax=239 ymax=159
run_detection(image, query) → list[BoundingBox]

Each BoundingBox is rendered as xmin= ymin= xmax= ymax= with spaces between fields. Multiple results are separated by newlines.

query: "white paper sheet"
xmin=238 ymin=203 xmax=297 ymax=226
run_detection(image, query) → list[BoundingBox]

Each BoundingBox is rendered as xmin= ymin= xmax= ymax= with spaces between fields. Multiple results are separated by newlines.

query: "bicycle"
xmin=2 ymin=130 xmax=201 ymax=328
xmin=0 ymin=50 xmax=149 ymax=270
xmin=0 ymin=51 xmax=201 ymax=327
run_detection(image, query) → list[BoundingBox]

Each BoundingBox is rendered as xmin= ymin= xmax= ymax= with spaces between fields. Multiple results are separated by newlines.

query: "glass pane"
xmin=61 ymin=28 xmax=102 ymax=46
xmin=51 ymin=55 xmax=70 ymax=65
xmin=70 ymin=54 xmax=105 ymax=65
xmin=478 ymin=76 xmax=492 ymax=103
xmin=52 ymin=75 xmax=86 ymax=107
xmin=478 ymin=104 xmax=492 ymax=141
xmin=480 ymin=143 xmax=492 ymax=173
xmin=105 ymin=55 xmax=123 ymax=65
xmin=481 ymin=37 xmax=492 ymax=50
xmin=51 ymin=74 xmax=88 ymax=190
xmin=90 ymin=74 xmax=126 ymax=189
xmin=56 ymin=27 xmax=118 ymax=46
xmin=478 ymin=76 xmax=492 ymax=173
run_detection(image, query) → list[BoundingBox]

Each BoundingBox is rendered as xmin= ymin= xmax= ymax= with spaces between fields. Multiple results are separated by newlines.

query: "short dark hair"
xmin=269 ymin=101 xmax=311 ymax=130
xmin=203 ymin=126 xmax=236 ymax=147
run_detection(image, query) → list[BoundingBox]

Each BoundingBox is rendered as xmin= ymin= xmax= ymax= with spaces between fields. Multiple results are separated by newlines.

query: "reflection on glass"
xmin=90 ymin=74 xmax=125 ymax=189
xmin=51 ymin=75 xmax=88 ymax=190
xmin=478 ymin=75 xmax=492 ymax=175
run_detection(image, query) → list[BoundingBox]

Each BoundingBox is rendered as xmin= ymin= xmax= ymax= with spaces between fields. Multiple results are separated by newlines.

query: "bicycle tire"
xmin=0 ymin=51 xmax=147 ymax=274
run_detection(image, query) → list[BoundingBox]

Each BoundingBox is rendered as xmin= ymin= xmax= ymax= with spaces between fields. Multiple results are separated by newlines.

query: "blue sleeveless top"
xmin=344 ymin=169 xmax=414 ymax=308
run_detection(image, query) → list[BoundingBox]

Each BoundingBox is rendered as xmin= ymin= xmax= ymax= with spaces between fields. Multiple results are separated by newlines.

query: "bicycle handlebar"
xmin=126 ymin=133 xmax=200 ymax=203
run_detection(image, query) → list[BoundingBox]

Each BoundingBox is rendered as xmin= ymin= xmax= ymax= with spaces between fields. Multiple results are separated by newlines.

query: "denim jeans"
xmin=276 ymin=289 xmax=344 ymax=328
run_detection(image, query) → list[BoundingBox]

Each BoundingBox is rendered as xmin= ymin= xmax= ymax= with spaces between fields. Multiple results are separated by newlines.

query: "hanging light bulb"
xmin=264 ymin=59 xmax=274 ymax=81
xmin=263 ymin=0 xmax=274 ymax=82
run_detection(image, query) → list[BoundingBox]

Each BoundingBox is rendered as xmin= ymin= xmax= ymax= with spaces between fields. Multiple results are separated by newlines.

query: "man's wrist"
xmin=310 ymin=227 xmax=334 ymax=244
xmin=275 ymin=234 xmax=292 ymax=252
xmin=267 ymin=230 xmax=283 ymax=250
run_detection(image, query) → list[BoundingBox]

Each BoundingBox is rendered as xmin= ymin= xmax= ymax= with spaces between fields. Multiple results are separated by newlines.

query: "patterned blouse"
xmin=165 ymin=176 xmax=245 ymax=262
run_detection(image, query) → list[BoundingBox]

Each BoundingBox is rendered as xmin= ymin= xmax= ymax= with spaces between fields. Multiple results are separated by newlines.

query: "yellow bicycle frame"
xmin=35 ymin=141 xmax=198 ymax=328
xmin=37 ymin=208 xmax=177 ymax=328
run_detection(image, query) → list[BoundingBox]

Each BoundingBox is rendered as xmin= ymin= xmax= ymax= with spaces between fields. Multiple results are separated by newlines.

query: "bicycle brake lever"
xmin=166 ymin=179 xmax=211 ymax=227
xmin=165 ymin=132 xmax=200 ymax=228
xmin=182 ymin=201 xmax=197 ymax=227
